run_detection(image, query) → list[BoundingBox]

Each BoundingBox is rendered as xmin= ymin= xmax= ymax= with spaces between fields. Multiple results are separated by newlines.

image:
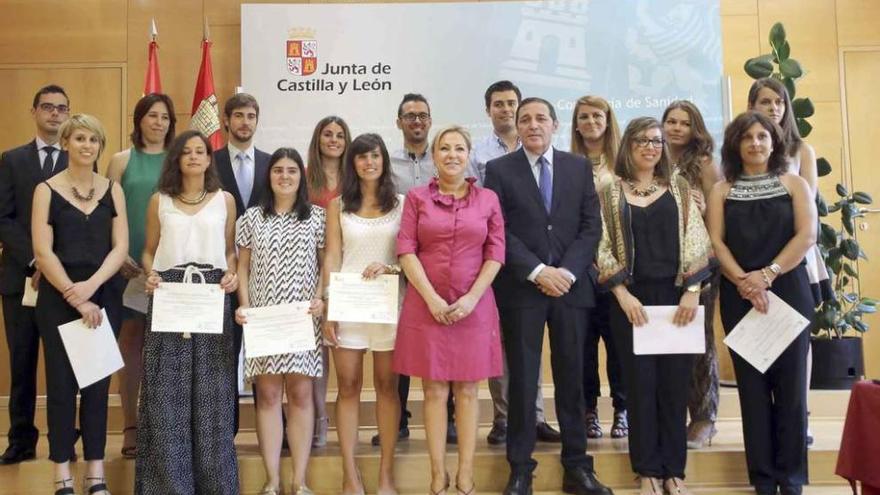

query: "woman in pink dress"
xmin=393 ymin=126 xmax=505 ymax=495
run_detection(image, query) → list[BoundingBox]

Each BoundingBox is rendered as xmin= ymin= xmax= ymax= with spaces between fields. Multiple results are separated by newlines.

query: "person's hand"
xmin=426 ymin=294 xmax=452 ymax=325
xmin=77 ymin=301 xmax=103 ymax=329
xmin=31 ymin=270 xmax=41 ymax=290
xmin=748 ymin=289 xmax=770 ymax=314
xmin=220 ymin=270 xmax=238 ymax=293
xmin=361 ymin=262 xmax=388 ymax=280
xmin=309 ymin=297 xmax=325 ymax=316
xmin=673 ymin=291 xmax=700 ymax=326
xmin=737 ymin=271 xmax=768 ymax=299
xmin=447 ymin=293 xmax=478 ymax=323
xmin=692 ymin=189 xmax=706 ymax=216
xmin=63 ymin=280 xmax=97 ymax=309
xmin=235 ymin=305 xmax=249 ymax=326
xmin=615 ymin=288 xmax=647 ymax=327
xmin=322 ymin=320 xmax=339 ymax=347
xmin=120 ymin=256 xmax=143 ymax=279
xmin=145 ymin=271 xmax=161 ymax=294
xmin=535 ymin=267 xmax=572 ymax=297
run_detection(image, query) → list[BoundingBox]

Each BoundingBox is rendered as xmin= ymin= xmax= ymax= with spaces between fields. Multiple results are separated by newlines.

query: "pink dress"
xmin=392 ymin=177 xmax=505 ymax=381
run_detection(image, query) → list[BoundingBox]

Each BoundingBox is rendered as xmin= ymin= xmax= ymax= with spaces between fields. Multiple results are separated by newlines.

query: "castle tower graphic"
xmin=500 ymin=1 xmax=591 ymax=90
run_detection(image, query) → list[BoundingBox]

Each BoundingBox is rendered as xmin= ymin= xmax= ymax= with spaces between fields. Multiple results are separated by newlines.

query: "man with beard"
xmin=215 ymin=92 xmax=270 ymax=436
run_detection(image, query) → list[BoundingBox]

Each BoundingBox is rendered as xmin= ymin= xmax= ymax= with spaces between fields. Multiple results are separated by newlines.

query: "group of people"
xmin=0 ymin=76 xmax=820 ymax=495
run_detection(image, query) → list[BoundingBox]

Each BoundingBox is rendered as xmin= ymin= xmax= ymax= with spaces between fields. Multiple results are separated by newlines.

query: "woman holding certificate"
xmin=707 ymin=112 xmax=815 ymax=495
xmin=392 ymin=126 xmax=504 ymax=495
xmin=32 ymin=114 xmax=128 ymax=495
xmin=136 ymin=130 xmax=240 ymax=494
xmin=235 ymin=148 xmax=326 ymax=495
xmin=596 ymin=117 xmax=714 ymax=495
xmin=322 ymin=133 xmax=404 ymax=495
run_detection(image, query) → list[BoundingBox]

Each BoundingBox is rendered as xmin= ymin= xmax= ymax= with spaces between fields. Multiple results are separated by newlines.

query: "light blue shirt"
xmin=390 ymin=147 xmax=435 ymax=196
xmin=468 ymin=133 xmax=521 ymax=186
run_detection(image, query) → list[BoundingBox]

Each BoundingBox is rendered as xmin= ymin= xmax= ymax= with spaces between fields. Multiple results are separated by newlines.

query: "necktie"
xmin=42 ymin=146 xmax=56 ymax=178
xmin=235 ymin=153 xmax=253 ymax=207
xmin=538 ymin=156 xmax=552 ymax=213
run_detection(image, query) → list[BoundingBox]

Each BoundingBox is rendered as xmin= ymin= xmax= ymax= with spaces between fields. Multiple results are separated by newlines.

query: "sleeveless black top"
xmin=630 ymin=190 xmax=680 ymax=281
xmin=47 ymin=182 xmax=116 ymax=271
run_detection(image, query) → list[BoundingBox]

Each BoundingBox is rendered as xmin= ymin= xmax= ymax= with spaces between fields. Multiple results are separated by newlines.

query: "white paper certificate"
xmin=21 ymin=277 xmax=38 ymax=307
xmin=151 ymin=282 xmax=225 ymax=334
xmin=243 ymin=302 xmax=316 ymax=358
xmin=327 ymin=272 xmax=399 ymax=324
xmin=58 ymin=309 xmax=124 ymax=388
xmin=723 ymin=291 xmax=810 ymax=373
xmin=633 ymin=306 xmax=706 ymax=355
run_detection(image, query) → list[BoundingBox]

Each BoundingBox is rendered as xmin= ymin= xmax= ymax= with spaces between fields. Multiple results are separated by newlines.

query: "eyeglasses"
xmin=634 ymin=137 xmax=665 ymax=149
xmin=38 ymin=103 xmax=70 ymax=114
xmin=401 ymin=112 xmax=431 ymax=123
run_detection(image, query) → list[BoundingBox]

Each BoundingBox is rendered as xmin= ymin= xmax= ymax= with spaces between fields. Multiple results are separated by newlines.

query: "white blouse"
xmin=152 ymin=192 xmax=228 ymax=272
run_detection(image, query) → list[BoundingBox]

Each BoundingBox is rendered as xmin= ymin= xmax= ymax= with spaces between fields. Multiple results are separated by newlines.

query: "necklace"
xmin=177 ymin=189 xmax=207 ymax=205
xmin=626 ymin=178 xmax=659 ymax=197
xmin=66 ymin=170 xmax=95 ymax=202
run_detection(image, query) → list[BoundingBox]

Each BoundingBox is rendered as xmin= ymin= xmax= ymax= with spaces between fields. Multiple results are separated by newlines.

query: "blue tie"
xmin=538 ymin=156 xmax=552 ymax=213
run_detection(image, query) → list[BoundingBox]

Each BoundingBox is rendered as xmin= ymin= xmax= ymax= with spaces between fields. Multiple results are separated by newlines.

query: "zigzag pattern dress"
xmin=236 ymin=205 xmax=325 ymax=380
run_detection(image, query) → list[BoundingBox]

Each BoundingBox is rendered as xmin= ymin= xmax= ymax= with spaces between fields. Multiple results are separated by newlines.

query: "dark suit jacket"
xmin=214 ymin=146 xmax=271 ymax=219
xmin=484 ymin=147 xmax=601 ymax=309
xmin=0 ymin=140 xmax=68 ymax=294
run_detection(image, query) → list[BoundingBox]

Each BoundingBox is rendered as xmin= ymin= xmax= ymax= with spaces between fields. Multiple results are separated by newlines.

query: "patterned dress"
xmin=236 ymin=205 xmax=325 ymax=380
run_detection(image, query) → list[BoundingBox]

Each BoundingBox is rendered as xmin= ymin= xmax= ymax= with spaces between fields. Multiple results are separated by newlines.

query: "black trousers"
xmin=1 ymin=294 xmax=40 ymax=449
xmin=35 ymin=272 xmax=122 ymax=462
xmin=583 ymin=291 xmax=626 ymax=411
xmin=398 ymin=374 xmax=454 ymax=429
xmin=500 ymin=300 xmax=592 ymax=474
xmin=609 ymin=278 xmax=691 ymax=478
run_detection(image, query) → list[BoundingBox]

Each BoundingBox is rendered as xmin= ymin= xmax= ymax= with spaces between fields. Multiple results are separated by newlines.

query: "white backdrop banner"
xmin=241 ymin=1 xmax=723 ymax=155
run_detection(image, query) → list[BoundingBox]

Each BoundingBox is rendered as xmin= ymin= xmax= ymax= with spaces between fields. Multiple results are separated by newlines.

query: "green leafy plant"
xmin=744 ymin=22 xmax=876 ymax=338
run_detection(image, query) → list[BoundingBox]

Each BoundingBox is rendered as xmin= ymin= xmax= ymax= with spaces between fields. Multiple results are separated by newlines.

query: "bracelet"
xmin=760 ymin=268 xmax=772 ymax=288
xmin=767 ymin=263 xmax=781 ymax=275
xmin=385 ymin=263 xmax=402 ymax=275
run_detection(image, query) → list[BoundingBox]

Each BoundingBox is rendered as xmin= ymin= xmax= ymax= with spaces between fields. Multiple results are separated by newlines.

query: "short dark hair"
xmin=484 ymin=80 xmax=522 ymax=109
xmin=515 ymin=97 xmax=557 ymax=123
xmin=131 ymin=93 xmax=177 ymax=151
xmin=721 ymin=111 xmax=788 ymax=182
xmin=341 ymin=133 xmax=399 ymax=214
xmin=157 ymin=130 xmax=222 ymax=196
xmin=223 ymin=93 xmax=260 ymax=119
xmin=615 ymin=117 xmax=672 ymax=184
xmin=397 ymin=93 xmax=430 ymax=118
xmin=32 ymin=84 xmax=68 ymax=109
xmin=259 ymin=147 xmax=312 ymax=221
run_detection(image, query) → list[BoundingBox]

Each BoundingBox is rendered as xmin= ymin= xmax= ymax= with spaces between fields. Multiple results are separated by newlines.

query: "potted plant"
xmin=744 ymin=22 xmax=875 ymax=389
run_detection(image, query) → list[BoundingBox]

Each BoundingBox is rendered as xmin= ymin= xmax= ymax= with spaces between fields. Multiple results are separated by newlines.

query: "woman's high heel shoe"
xmin=663 ymin=477 xmax=692 ymax=495
xmin=54 ymin=478 xmax=75 ymax=495
xmin=83 ymin=476 xmax=111 ymax=495
xmin=686 ymin=420 xmax=717 ymax=449
xmin=638 ymin=476 xmax=663 ymax=495
xmin=430 ymin=472 xmax=450 ymax=495
xmin=455 ymin=474 xmax=475 ymax=495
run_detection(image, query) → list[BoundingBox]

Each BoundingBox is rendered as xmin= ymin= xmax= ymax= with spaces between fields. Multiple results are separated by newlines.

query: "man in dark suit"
xmin=213 ymin=92 xmax=270 ymax=436
xmin=0 ymin=84 xmax=70 ymax=464
xmin=485 ymin=97 xmax=612 ymax=495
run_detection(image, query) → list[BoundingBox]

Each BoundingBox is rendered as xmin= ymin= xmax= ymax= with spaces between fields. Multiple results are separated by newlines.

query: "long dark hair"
xmin=747 ymin=77 xmax=802 ymax=157
xmin=259 ymin=147 xmax=312 ymax=220
xmin=157 ymin=130 xmax=221 ymax=196
xmin=306 ymin=116 xmax=351 ymax=194
xmin=340 ymin=133 xmax=398 ymax=214
xmin=615 ymin=117 xmax=672 ymax=184
xmin=662 ymin=100 xmax=714 ymax=187
xmin=131 ymin=93 xmax=176 ymax=150
xmin=720 ymin=111 xmax=788 ymax=182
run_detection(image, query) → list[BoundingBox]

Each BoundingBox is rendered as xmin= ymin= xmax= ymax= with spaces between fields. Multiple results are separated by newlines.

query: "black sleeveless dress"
xmin=719 ymin=173 xmax=811 ymax=491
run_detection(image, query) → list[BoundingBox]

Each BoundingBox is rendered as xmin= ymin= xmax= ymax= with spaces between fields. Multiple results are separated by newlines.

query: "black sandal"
xmin=584 ymin=409 xmax=603 ymax=438
xmin=84 ymin=476 xmax=111 ymax=495
xmin=121 ymin=426 xmax=137 ymax=458
xmin=54 ymin=478 xmax=75 ymax=495
xmin=610 ymin=409 xmax=629 ymax=438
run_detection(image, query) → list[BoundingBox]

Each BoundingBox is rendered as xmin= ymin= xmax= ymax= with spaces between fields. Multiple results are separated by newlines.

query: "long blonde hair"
xmin=570 ymin=95 xmax=621 ymax=173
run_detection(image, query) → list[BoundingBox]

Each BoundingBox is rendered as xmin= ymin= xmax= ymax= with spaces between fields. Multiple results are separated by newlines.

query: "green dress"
xmin=121 ymin=147 xmax=164 ymax=262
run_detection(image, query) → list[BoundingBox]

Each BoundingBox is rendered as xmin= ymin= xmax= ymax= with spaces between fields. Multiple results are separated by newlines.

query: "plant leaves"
xmin=857 ymin=303 xmax=877 ymax=313
xmin=796 ymin=118 xmax=812 ymax=137
xmin=816 ymin=195 xmax=828 ymax=216
xmin=792 ymin=97 xmax=815 ymax=118
xmin=853 ymin=191 xmax=873 ymax=204
xmin=837 ymin=183 xmax=850 ymax=197
xmin=843 ymin=263 xmax=859 ymax=279
xmin=816 ymin=157 xmax=832 ymax=177
xmin=820 ymin=223 xmax=837 ymax=248
xmin=854 ymin=320 xmax=869 ymax=333
xmin=780 ymin=58 xmax=803 ymax=79
xmin=843 ymin=292 xmax=859 ymax=303
xmin=783 ymin=76 xmax=797 ymax=98
xmin=745 ymin=57 xmax=774 ymax=79
xmin=843 ymin=238 xmax=860 ymax=260
xmin=777 ymin=40 xmax=791 ymax=62
xmin=770 ymin=22 xmax=787 ymax=51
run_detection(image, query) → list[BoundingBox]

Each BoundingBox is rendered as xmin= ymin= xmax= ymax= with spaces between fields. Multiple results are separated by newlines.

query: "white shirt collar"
xmin=35 ymin=136 xmax=61 ymax=152
xmin=228 ymin=143 xmax=255 ymax=162
xmin=523 ymin=146 xmax=554 ymax=167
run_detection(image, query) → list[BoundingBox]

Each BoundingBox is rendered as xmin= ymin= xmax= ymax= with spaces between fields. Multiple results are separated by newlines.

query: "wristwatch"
xmin=686 ymin=284 xmax=701 ymax=293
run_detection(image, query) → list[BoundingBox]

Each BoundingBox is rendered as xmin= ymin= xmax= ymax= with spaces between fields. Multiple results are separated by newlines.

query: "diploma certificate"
xmin=327 ymin=272 xmax=399 ymax=324
xmin=723 ymin=291 xmax=811 ymax=373
xmin=243 ymin=302 xmax=316 ymax=358
xmin=58 ymin=309 xmax=124 ymax=388
xmin=151 ymin=282 xmax=225 ymax=334
xmin=634 ymin=306 xmax=706 ymax=355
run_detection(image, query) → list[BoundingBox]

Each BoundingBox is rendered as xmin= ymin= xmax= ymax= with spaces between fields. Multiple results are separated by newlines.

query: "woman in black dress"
xmin=707 ymin=111 xmax=816 ymax=495
xmin=32 ymin=114 xmax=128 ymax=495
xmin=597 ymin=117 xmax=714 ymax=495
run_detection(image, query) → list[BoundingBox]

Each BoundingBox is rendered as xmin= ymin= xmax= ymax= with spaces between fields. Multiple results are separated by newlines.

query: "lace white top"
xmin=339 ymin=194 xmax=404 ymax=272
xmin=152 ymin=192 xmax=228 ymax=272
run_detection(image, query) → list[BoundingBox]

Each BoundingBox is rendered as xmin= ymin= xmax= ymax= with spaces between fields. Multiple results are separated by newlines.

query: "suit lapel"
xmin=216 ymin=148 xmax=245 ymax=213
xmin=55 ymin=150 xmax=68 ymax=176
xmin=550 ymin=149 xmax=564 ymax=216
xmin=249 ymin=149 xmax=269 ymax=208
xmin=515 ymin=149 xmax=548 ymax=217
xmin=24 ymin=141 xmax=43 ymax=184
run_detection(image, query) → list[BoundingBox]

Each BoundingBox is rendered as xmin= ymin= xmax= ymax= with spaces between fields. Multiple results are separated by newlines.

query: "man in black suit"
xmin=214 ymin=92 xmax=270 ymax=436
xmin=0 ymin=84 xmax=70 ymax=464
xmin=485 ymin=97 xmax=612 ymax=495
